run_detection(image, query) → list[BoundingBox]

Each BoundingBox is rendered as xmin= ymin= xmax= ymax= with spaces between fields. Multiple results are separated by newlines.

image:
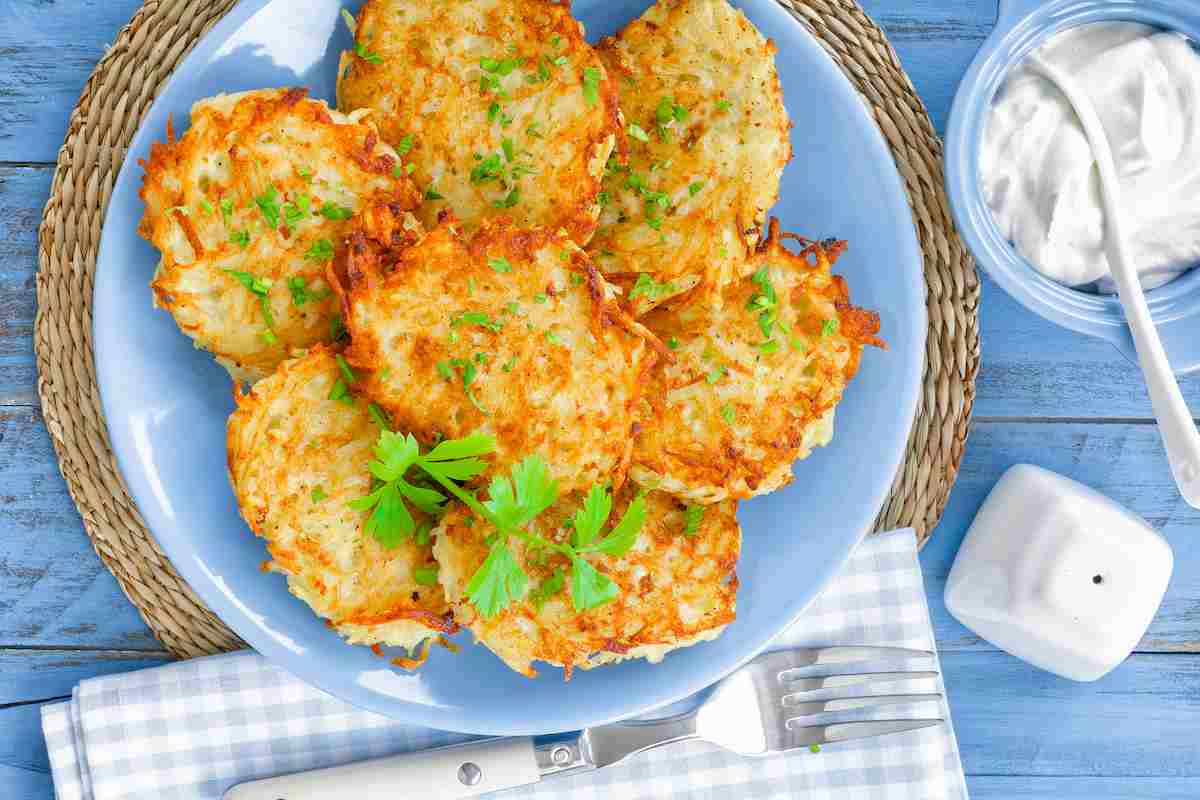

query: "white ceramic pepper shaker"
xmin=945 ymin=464 xmax=1173 ymax=681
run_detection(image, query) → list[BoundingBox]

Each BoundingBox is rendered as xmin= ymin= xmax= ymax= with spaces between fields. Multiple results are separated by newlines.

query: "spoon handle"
xmin=1030 ymin=55 xmax=1200 ymax=508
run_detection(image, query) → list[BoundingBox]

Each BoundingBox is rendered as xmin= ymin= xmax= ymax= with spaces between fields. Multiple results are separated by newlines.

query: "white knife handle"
xmin=222 ymin=737 xmax=540 ymax=800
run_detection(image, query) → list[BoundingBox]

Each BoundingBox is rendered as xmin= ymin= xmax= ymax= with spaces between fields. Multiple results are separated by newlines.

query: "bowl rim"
xmin=945 ymin=0 xmax=1200 ymax=373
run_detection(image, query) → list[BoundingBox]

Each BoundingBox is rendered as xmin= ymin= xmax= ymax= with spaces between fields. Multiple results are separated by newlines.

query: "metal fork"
xmin=224 ymin=646 xmax=944 ymax=800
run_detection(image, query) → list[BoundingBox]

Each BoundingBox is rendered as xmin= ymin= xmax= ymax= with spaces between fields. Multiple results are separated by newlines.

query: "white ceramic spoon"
xmin=1030 ymin=53 xmax=1200 ymax=509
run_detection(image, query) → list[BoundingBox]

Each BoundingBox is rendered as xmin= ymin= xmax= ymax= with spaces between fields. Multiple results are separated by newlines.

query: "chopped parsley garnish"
xmin=229 ymin=229 xmax=251 ymax=250
xmin=628 ymin=273 xmax=676 ymax=302
xmin=533 ymin=293 xmax=548 ymax=304
xmin=320 ymin=202 xmax=353 ymax=221
xmin=224 ymin=269 xmax=276 ymax=342
xmin=287 ymin=276 xmax=332 ymax=307
xmin=655 ymin=97 xmax=688 ymax=140
xmin=453 ymin=311 xmax=504 ymax=333
xmin=582 ymin=67 xmax=601 ymax=106
xmin=471 ymin=153 xmax=504 ymax=184
xmin=254 ymin=186 xmax=281 ymax=229
xmin=336 ymin=354 xmax=357 ymax=384
xmin=354 ymin=41 xmax=383 ymax=64
xmin=297 ymin=165 xmax=313 ymax=181
xmin=688 ymin=181 xmax=705 ymax=196
xmin=413 ymin=566 xmax=439 ymax=586
xmin=720 ymin=403 xmax=736 ymax=425
xmin=199 ymin=198 xmax=214 ymax=215
xmin=329 ymin=377 xmax=353 ymax=405
xmin=436 ymin=361 xmax=454 ymax=381
xmin=758 ymin=339 xmax=781 ymax=354
xmin=716 ymin=99 xmax=733 ymax=112
xmin=488 ymin=257 xmax=513 ymax=273
xmin=311 ymin=486 xmax=328 ymax=504
xmin=493 ymin=189 xmax=520 ymax=209
xmin=330 ymin=314 xmax=348 ymax=342
xmin=396 ymin=134 xmax=415 ymax=156
xmin=220 ymin=198 xmax=235 ymax=226
xmin=545 ymin=329 xmax=564 ymax=346
xmin=304 ymin=239 xmax=335 ymax=262
xmin=502 ymin=356 xmax=518 ymax=373
xmin=368 ymin=402 xmax=393 ymax=430
xmin=481 ymin=55 xmax=521 ymax=76
xmin=667 ymin=336 xmax=681 ymax=350
xmin=425 ymin=187 xmax=444 ymax=201
xmin=748 ymin=266 xmax=779 ymax=340
xmin=628 ymin=123 xmax=651 ymax=143
xmin=502 ymin=138 xmax=515 ymax=162
xmin=822 ymin=319 xmax=840 ymax=337
xmin=684 ymin=504 xmax=704 ymax=536
xmin=529 ymin=568 xmax=565 ymax=610
xmin=706 ymin=365 xmax=728 ymax=385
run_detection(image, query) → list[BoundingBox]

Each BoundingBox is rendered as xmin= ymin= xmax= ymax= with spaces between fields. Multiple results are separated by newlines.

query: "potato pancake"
xmin=141 ymin=88 xmax=421 ymax=382
xmin=589 ymin=0 xmax=791 ymax=311
xmin=337 ymin=0 xmax=621 ymax=244
xmin=631 ymin=220 xmax=885 ymax=504
xmin=226 ymin=347 xmax=454 ymax=650
xmin=434 ymin=488 xmax=740 ymax=677
xmin=342 ymin=216 xmax=664 ymax=492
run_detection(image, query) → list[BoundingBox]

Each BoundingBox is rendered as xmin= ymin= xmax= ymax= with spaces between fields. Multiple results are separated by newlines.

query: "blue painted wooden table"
xmin=3 ymin=2 xmax=1198 ymax=797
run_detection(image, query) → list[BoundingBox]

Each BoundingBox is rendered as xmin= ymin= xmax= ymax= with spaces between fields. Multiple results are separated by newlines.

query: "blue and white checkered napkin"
xmin=42 ymin=529 xmax=966 ymax=800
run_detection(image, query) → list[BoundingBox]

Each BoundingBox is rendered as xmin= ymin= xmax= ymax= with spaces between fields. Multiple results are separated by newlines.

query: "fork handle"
xmin=222 ymin=737 xmax=543 ymax=800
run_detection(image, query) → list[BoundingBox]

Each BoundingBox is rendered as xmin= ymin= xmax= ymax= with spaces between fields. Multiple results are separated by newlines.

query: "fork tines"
xmin=775 ymin=645 xmax=944 ymax=747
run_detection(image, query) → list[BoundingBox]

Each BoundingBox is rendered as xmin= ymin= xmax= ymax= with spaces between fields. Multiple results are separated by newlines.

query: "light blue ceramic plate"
xmin=946 ymin=0 xmax=1200 ymax=373
xmin=93 ymin=0 xmax=925 ymax=735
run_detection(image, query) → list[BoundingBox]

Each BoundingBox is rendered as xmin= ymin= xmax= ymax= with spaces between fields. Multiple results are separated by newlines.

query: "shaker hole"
xmin=1093 ymin=574 xmax=1103 ymax=585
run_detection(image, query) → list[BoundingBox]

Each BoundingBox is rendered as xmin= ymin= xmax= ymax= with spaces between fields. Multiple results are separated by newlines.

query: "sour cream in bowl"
xmin=946 ymin=0 xmax=1200 ymax=373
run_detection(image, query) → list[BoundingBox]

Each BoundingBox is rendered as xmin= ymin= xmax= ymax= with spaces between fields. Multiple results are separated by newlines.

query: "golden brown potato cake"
xmin=226 ymin=347 xmax=455 ymax=650
xmin=141 ymin=88 xmax=422 ymax=382
xmin=341 ymin=216 xmax=666 ymax=493
xmin=631 ymin=220 xmax=885 ymax=504
xmin=337 ymin=0 xmax=622 ymax=244
xmin=434 ymin=488 xmax=740 ymax=678
xmin=589 ymin=0 xmax=791 ymax=311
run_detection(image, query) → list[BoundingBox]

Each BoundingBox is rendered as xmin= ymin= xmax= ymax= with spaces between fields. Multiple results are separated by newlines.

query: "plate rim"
xmin=91 ymin=0 xmax=926 ymax=734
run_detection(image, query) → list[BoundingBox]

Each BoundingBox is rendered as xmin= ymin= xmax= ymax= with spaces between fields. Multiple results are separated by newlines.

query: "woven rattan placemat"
xmin=35 ymin=0 xmax=980 ymax=659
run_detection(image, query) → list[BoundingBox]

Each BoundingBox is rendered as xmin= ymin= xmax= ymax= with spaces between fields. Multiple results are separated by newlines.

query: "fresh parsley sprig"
xmin=349 ymin=430 xmax=646 ymax=618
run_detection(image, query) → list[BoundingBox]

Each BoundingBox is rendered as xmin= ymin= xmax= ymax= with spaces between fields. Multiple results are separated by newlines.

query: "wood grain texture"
xmin=0 ymin=649 xmax=168 ymax=706
xmin=0 ymin=406 xmax=159 ymax=649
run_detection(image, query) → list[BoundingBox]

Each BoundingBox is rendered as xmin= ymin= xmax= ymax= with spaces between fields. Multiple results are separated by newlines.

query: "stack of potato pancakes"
xmin=139 ymin=0 xmax=883 ymax=679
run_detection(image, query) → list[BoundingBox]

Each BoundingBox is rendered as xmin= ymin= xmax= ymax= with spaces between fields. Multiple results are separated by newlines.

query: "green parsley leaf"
xmin=720 ymin=403 xmax=736 ymax=425
xmin=320 ymin=202 xmax=353 ymax=221
xmin=587 ymin=492 xmax=645 ymax=557
xmin=822 ymin=319 xmax=840 ymax=337
xmin=570 ymin=556 xmax=618 ymax=611
xmin=466 ymin=542 xmax=528 ymax=617
xmin=758 ymin=339 xmax=781 ymax=354
xmin=224 ymin=269 xmax=272 ymax=296
xmin=716 ymin=99 xmax=733 ymax=112
xmin=668 ymin=336 xmax=680 ymax=349
xmin=684 ymin=504 xmax=704 ymax=536
xmin=707 ymin=366 xmax=728 ymax=384
xmin=396 ymin=134 xmax=415 ymax=156
xmin=414 ymin=566 xmax=439 ymax=586
xmin=533 ymin=293 xmax=548 ymax=304
xmin=220 ymin=198 xmax=235 ymax=227
xmin=199 ymin=198 xmax=215 ymax=215
xmin=582 ymin=66 xmax=601 ymax=106
xmin=425 ymin=187 xmax=444 ymax=200
xmin=502 ymin=138 xmax=515 ymax=162
xmin=488 ymin=257 xmax=513 ymax=273
xmin=414 ymin=520 xmax=433 ymax=546
xmin=470 ymin=153 xmax=504 ymax=184
xmin=689 ymin=181 xmax=705 ymax=196
xmin=304 ymin=239 xmax=335 ymax=262
xmin=311 ymin=486 xmax=328 ymax=504
xmin=330 ymin=314 xmax=348 ymax=342
xmin=482 ymin=455 xmax=559 ymax=530
xmin=502 ymin=356 xmax=518 ymax=373
xmin=436 ymin=361 xmax=454 ymax=381
xmin=571 ymin=484 xmax=612 ymax=548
